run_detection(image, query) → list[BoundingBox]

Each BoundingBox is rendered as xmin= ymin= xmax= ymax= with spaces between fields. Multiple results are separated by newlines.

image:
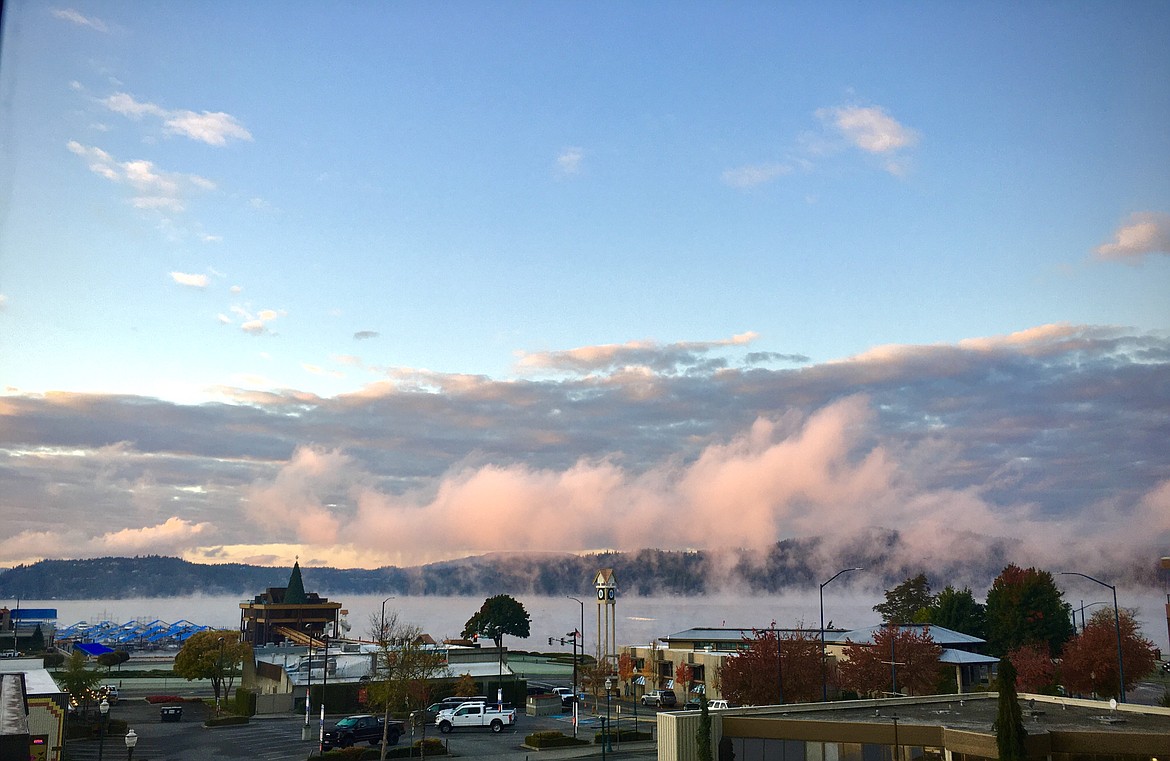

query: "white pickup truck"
xmin=435 ymin=701 xmax=516 ymax=734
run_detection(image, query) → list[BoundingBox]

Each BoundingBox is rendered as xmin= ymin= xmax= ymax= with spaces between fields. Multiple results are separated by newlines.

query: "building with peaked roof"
xmin=238 ymin=561 xmax=342 ymax=646
xmin=619 ymin=624 xmax=996 ymax=705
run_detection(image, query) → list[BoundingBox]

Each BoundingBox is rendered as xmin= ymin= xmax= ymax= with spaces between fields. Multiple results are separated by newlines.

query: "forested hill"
xmin=0 ymin=535 xmax=1154 ymax=600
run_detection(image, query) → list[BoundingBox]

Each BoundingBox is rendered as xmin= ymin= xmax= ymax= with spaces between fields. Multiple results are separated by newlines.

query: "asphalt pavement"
xmin=66 ymin=691 xmax=661 ymax=761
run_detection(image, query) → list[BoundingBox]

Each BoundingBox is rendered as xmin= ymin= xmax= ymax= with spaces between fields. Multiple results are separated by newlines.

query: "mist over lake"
xmin=25 ymin=589 xmax=1170 ymax=654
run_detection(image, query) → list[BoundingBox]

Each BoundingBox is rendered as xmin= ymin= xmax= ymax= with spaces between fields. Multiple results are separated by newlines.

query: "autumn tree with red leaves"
xmin=618 ymin=652 xmax=636 ymax=682
xmin=1005 ymin=642 xmax=1057 ymax=693
xmin=1061 ymin=608 xmax=1156 ymax=700
xmin=717 ymin=628 xmax=824 ymax=706
xmin=838 ymin=625 xmax=943 ymax=697
xmin=676 ymin=662 xmax=694 ymax=699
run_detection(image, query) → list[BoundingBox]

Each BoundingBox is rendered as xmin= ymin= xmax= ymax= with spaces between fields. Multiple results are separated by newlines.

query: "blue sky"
xmin=0 ymin=3 xmax=1168 ymax=580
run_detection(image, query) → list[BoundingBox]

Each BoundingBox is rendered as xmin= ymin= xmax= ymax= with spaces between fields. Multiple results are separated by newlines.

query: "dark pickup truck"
xmin=322 ymin=714 xmax=404 ymax=749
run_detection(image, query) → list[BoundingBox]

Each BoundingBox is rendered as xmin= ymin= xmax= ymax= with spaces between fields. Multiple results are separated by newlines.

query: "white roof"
xmin=0 ymin=660 xmax=65 ymax=696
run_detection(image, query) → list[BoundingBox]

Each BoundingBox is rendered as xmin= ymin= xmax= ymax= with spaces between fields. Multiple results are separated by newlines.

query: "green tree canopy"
xmin=366 ymin=611 xmax=447 ymax=760
xmin=173 ymin=630 xmax=252 ymax=703
xmin=873 ymin=573 xmax=934 ymax=624
xmin=56 ymin=650 xmax=101 ymax=705
xmin=927 ymin=585 xmax=987 ymax=639
xmin=461 ymin=594 xmax=531 ymax=648
xmin=984 ymin=565 xmax=1074 ymax=657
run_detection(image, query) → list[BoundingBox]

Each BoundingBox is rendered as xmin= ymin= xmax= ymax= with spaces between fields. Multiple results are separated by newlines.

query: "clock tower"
xmin=594 ymin=568 xmax=617 ymax=665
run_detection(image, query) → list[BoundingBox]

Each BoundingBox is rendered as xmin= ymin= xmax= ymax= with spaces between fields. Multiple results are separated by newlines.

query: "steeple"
xmin=285 ymin=559 xmax=308 ymax=604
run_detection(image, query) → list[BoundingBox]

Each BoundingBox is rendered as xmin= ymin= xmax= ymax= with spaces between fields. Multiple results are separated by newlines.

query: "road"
xmin=66 ymin=691 xmax=661 ymax=761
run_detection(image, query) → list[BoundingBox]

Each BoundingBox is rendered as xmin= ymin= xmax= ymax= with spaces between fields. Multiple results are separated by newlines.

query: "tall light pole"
xmin=567 ymin=596 xmax=584 ymax=693
xmin=216 ymin=636 xmax=226 ymax=715
xmin=1077 ymin=601 xmax=1110 ymax=633
xmin=303 ymin=626 xmax=314 ymax=740
xmin=97 ymin=698 xmax=109 ymax=761
xmin=1060 ymin=571 xmax=1126 ymax=702
xmin=603 ymin=677 xmax=614 ymax=754
xmin=820 ymin=567 xmax=862 ymax=701
xmin=380 ymin=596 xmax=395 ymax=643
xmin=319 ymin=634 xmax=329 ymax=752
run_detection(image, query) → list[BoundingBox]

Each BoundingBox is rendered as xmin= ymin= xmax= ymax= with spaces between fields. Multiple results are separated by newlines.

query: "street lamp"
xmin=603 ymin=677 xmax=614 ymax=754
xmin=303 ymin=626 xmax=313 ymax=740
xmin=380 ymin=596 xmax=395 ymax=643
xmin=1060 ymin=572 xmax=1126 ymax=702
xmin=124 ymin=728 xmax=137 ymax=761
xmin=820 ymin=567 xmax=862 ymax=701
xmin=216 ymin=636 xmax=226 ymax=715
xmin=97 ymin=698 xmax=110 ymax=761
xmin=1076 ymin=601 xmax=1110 ymax=633
xmin=319 ymin=634 xmax=330 ymax=752
xmin=567 ymin=596 xmax=584 ymax=696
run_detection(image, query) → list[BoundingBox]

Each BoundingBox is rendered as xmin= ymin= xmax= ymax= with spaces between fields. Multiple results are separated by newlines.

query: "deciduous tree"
xmin=173 ymin=630 xmax=251 ymax=705
xmin=838 ymin=626 xmax=943 ymax=697
xmin=1005 ymin=643 xmax=1057 ymax=694
xmin=461 ymin=594 xmax=532 ymax=648
xmin=716 ymin=627 xmax=823 ymax=706
xmin=367 ymin=611 xmax=446 ymax=760
xmin=984 ymin=565 xmax=1074 ymax=657
xmin=1061 ymin=608 xmax=1156 ymax=700
xmin=874 ymin=573 xmax=934 ymax=624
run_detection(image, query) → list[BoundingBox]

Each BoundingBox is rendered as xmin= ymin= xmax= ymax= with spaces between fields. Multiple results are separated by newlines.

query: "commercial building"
xmin=658 ymin=693 xmax=1170 ymax=760
xmin=238 ymin=561 xmax=342 ymax=646
xmin=621 ymin=624 xmax=996 ymax=705
xmin=0 ymin=659 xmax=67 ymax=761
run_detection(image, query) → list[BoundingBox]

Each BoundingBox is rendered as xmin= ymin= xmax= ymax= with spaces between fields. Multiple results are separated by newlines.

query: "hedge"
xmin=311 ymin=738 xmax=446 ymax=760
xmin=524 ymin=731 xmax=589 ymax=748
xmin=204 ymin=715 xmax=249 ymax=727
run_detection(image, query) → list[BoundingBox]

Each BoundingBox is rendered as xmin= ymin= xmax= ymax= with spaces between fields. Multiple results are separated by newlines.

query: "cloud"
xmin=0 ymin=325 xmax=1166 ymax=580
xmin=556 ymin=147 xmax=583 ymax=176
xmin=721 ymin=163 xmax=792 ymax=189
xmin=1094 ymin=211 xmax=1170 ymax=263
xmin=224 ymin=305 xmax=285 ymax=335
xmin=66 ymin=140 xmax=213 ymax=212
xmin=516 ymin=332 xmax=760 ymax=374
xmin=0 ymin=294 xmax=7 ymax=311
xmin=170 ymin=272 xmax=209 ymax=288
xmin=818 ymin=105 xmax=918 ymax=154
xmin=101 ymin=92 xmax=252 ymax=147
xmin=51 ymin=8 xmax=108 ymax=32
xmin=353 ymin=331 xmax=380 ymax=341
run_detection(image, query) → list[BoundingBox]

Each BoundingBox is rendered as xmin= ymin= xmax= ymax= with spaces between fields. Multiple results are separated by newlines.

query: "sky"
xmin=0 ymin=3 xmax=1168 ymax=582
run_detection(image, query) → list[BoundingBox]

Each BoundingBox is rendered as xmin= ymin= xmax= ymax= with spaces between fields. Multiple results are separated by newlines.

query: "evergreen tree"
xmin=994 ymin=658 xmax=1027 ymax=760
xmin=717 ymin=735 xmax=735 ymax=761
xmin=696 ymin=697 xmax=713 ymax=761
xmin=927 ymin=586 xmax=987 ymax=639
xmin=874 ymin=573 xmax=934 ymax=624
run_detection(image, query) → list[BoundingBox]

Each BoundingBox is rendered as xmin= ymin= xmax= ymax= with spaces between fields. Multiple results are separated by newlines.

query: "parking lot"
xmin=65 ymin=694 xmax=659 ymax=761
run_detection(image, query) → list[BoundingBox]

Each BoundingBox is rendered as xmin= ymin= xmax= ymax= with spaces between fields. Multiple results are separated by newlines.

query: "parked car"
xmin=435 ymin=702 xmax=516 ymax=733
xmin=322 ymin=714 xmax=403 ymax=750
xmin=708 ymin=700 xmax=734 ymax=710
xmin=552 ymin=686 xmax=584 ymax=707
xmin=159 ymin=705 xmax=183 ymax=722
xmin=641 ymin=689 xmax=677 ymax=707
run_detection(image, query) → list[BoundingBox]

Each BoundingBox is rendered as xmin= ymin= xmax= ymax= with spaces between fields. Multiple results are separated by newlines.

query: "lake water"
xmin=20 ymin=588 xmax=1170 ymax=653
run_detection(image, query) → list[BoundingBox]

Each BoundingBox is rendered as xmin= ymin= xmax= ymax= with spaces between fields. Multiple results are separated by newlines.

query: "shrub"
xmin=525 ymin=730 xmax=589 ymax=748
xmin=235 ymin=687 xmax=257 ymax=717
xmin=312 ymin=739 xmax=446 ymax=760
xmin=593 ymin=728 xmax=650 ymax=744
xmin=204 ymin=715 xmax=249 ymax=727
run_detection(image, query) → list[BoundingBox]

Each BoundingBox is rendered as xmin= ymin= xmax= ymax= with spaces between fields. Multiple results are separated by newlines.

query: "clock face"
xmin=607 ymin=588 xmax=615 ymax=600
xmin=597 ymin=588 xmax=606 ymax=600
